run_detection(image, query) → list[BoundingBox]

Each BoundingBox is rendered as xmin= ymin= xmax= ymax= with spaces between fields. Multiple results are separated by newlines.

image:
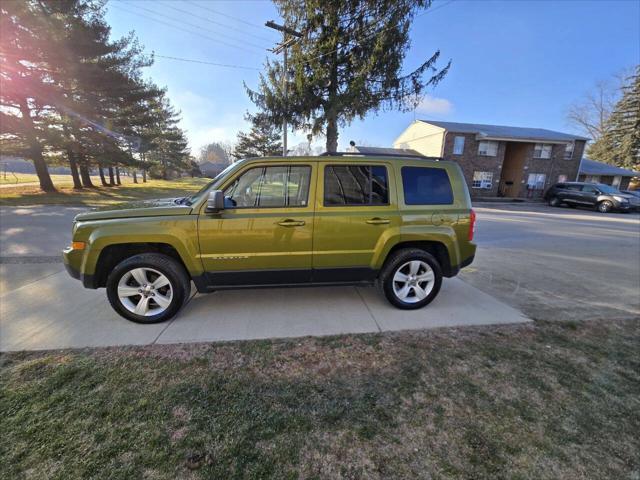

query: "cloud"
xmin=416 ymin=95 xmax=453 ymax=115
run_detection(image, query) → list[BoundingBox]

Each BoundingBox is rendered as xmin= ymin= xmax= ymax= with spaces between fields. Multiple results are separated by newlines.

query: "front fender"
xmin=78 ymin=215 xmax=202 ymax=276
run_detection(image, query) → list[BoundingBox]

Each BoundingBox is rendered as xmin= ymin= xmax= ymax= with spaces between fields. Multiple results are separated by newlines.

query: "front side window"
xmin=477 ymin=141 xmax=498 ymax=156
xmin=324 ymin=165 xmax=389 ymax=206
xmin=224 ymin=165 xmax=311 ymax=208
xmin=472 ymin=171 xmax=493 ymax=189
xmin=581 ymin=185 xmax=600 ymax=194
xmin=534 ymin=143 xmax=553 ymax=159
xmin=402 ymin=167 xmax=453 ymax=205
xmin=453 ymin=136 xmax=465 ymax=155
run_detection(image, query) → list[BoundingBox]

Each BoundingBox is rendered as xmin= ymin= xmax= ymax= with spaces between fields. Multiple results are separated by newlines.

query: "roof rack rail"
xmin=319 ymin=151 xmax=440 ymax=160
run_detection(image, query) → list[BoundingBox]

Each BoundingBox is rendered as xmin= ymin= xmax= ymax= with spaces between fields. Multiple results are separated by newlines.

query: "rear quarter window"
xmin=401 ymin=167 xmax=454 ymax=205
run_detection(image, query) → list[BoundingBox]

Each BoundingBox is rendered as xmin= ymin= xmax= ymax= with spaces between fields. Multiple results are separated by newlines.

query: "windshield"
xmin=597 ymin=184 xmax=621 ymax=194
xmin=187 ymin=162 xmax=242 ymax=205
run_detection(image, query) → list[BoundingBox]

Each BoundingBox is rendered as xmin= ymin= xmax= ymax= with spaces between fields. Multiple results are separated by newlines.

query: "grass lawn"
xmin=0 ymin=177 xmax=210 ymax=206
xmin=1 ymin=318 xmax=638 ymax=479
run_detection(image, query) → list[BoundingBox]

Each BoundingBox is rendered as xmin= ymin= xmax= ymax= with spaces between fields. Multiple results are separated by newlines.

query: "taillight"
xmin=468 ymin=209 xmax=476 ymax=241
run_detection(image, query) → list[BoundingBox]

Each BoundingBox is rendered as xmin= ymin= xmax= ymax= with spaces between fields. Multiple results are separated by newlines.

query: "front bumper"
xmin=63 ymin=247 xmax=97 ymax=288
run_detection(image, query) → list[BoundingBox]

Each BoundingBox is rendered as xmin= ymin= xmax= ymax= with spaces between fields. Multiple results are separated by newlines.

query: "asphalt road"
xmin=1 ymin=203 xmax=639 ymax=323
xmin=462 ymin=204 xmax=640 ymax=321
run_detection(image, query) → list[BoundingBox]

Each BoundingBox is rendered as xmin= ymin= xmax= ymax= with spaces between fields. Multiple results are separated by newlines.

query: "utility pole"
xmin=265 ymin=20 xmax=302 ymax=157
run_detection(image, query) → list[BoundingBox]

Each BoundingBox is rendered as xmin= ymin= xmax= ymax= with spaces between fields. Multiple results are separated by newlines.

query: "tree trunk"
xmin=98 ymin=164 xmax=109 ymax=187
xmin=132 ymin=170 xmax=138 ymax=183
xmin=326 ymin=114 xmax=339 ymax=153
xmin=108 ymin=166 xmax=115 ymax=186
xmin=78 ymin=157 xmax=95 ymax=188
xmin=141 ymin=153 xmax=147 ymax=182
xmin=66 ymin=149 xmax=83 ymax=189
xmin=115 ymin=167 xmax=121 ymax=185
xmin=19 ymin=100 xmax=55 ymax=192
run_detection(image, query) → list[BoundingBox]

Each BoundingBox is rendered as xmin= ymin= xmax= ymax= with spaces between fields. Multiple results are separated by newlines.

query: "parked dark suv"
xmin=544 ymin=182 xmax=632 ymax=213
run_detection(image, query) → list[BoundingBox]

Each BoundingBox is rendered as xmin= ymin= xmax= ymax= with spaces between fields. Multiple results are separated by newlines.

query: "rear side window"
xmin=324 ymin=165 xmax=389 ymax=206
xmin=401 ymin=167 xmax=453 ymax=205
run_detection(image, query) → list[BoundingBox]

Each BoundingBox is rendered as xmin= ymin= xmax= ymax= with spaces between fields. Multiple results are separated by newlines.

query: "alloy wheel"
xmin=392 ymin=260 xmax=435 ymax=303
xmin=117 ymin=267 xmax=173 ymax=316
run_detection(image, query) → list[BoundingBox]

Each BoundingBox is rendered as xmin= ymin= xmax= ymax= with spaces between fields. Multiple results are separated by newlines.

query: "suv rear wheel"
xmin=106 ymin=253 xmax=191 ymax=323
xmin=379 ymin=249 xmax=442 ymax=310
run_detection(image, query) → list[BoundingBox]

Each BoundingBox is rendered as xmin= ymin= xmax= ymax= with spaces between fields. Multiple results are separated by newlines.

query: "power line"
xmin=155 ymin=1 xmax=274 ymax=44
xmin=185 ymin=0 xmax=278 ymax=32
xmin=154 ymin=54 xmax=260 ymax=71
xmin=112 ymin=0 xmax=266 ymax=51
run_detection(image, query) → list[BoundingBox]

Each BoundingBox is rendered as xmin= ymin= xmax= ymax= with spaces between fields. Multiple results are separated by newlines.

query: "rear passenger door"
xmin=312 ymin=162 xmax=399 ymax=282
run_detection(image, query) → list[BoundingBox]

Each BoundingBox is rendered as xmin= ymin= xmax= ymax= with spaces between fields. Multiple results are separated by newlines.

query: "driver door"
xmin=197 ymin=163 xmax=316 ymax=287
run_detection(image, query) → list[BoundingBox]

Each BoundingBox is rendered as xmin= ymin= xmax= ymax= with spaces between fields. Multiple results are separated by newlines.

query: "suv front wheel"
xmin=379 ymin=249 xmax=442 ymax=310
xmin=106 ymin=253 xmax=191 ymax=323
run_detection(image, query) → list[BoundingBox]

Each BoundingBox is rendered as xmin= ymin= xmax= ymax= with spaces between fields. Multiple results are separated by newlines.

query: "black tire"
xmin=106 ymin=253 xmax=191 ymax=324
xmin=597 ymin=201 xmax=613 ymax=213
xmin=378 ymin=248 xmax=443 ymax=310
xmin=548 ymin=196 xmax=561 ymax=207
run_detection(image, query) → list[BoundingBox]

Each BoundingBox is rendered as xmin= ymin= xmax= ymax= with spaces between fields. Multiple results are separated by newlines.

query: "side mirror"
xmin=205 ymin=190 xmax=225 ymax=214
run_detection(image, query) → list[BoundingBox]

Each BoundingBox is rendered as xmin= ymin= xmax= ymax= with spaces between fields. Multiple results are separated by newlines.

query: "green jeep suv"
xmin=63 ymin=154 xmax=476 ymax=323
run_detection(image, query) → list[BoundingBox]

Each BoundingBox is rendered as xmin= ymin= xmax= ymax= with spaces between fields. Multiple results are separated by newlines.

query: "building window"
xmin=324 ymin=165 xmax=389 ymax=206
xmin=527 ymin=173 xmax=546 ymax=190
xmin=401 ymin=167 xmax=453 ymax=205
xmin=453 ymin=136 xmax=465 ymax=155
xmin=584 ymin=175 xmax=600 ymax=183
xmin=472 ymin=171 xmax=493 ymax=189
xmin=477 ymin=141 xmax=498 ymax=156
xmin=612 ymin=176 xmax=622 ymax=188
xmin=557 ymin=174 xmax=568 ymax=183
xmin=533 ymin=143 xmax=553 ymax=159
xmin=564 ymin=142 xmax=574 ymax=160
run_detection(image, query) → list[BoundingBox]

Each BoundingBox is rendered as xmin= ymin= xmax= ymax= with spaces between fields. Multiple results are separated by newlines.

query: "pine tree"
xmin=233 ymin=113 xmax=282 ymax=159
xmin=246 ymin=0 xmax=449 ymax=152
xmin=0 ymin=0 xmax=66 ymax=192
xmin=589 ymin=67 xmax=639 ymax=170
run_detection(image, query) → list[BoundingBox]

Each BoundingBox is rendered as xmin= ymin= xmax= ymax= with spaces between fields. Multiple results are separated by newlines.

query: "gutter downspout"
xmin=575 ymin=156 xmax=584 ymax=182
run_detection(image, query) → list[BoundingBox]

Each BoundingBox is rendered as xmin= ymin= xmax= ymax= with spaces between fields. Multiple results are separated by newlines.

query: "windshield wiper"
xmin=174 ymin=197 xmax=188 ymax=205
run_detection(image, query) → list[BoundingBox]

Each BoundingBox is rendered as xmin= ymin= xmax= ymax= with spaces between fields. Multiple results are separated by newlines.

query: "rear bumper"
xmin=444 ymin=253 xmax=475 ymax=278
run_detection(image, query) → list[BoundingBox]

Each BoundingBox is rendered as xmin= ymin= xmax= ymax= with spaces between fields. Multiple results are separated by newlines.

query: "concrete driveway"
xmin=0 ymin=271 xmax=528 ymax=351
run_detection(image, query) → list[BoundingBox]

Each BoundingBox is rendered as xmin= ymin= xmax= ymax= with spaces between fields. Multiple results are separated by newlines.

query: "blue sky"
xmin=105 ymin=0 xmax=640 ymax=154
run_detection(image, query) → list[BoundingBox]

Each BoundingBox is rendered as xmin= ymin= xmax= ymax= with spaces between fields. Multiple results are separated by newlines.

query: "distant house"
xmin=394 ymin=120 xmax=588 ymax=198
xmin=578 ymin=158 xmax=638 ymax=190
xmin=199 ymin=161 xmax=229 ymax=178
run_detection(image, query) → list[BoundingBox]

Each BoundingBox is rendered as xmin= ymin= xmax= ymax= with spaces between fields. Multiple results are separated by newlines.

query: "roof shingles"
xmin=421 ymin=120 xmax=589 ymax=142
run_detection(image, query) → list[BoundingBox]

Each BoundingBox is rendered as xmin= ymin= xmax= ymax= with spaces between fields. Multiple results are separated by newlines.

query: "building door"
xmin=499 ymin=142 xmax=528 ymax=197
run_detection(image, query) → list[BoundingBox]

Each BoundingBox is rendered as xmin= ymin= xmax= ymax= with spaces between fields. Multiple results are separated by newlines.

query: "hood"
xmin=75 ymin=197 xmax=193 ymax=222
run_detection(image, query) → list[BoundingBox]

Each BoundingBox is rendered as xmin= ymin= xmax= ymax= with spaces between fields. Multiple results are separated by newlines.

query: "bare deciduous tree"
xmin=566 ymin=69 xmax=632 ymax=141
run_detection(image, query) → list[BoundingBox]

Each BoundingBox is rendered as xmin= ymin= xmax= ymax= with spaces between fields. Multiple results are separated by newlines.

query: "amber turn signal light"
xmin=71 ymin=241 xmax=86 ymax=250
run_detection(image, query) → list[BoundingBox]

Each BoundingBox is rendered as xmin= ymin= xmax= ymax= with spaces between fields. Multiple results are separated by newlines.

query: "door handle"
xmin=277 ymin=219 xmax=305 ymax=227
xmin=365 ymin=217 xmax=390 ymax=225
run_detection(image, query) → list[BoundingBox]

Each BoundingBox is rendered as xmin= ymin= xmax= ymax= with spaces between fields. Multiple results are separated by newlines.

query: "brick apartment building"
xmin=394 ymin=120 xmax=588 ymax=198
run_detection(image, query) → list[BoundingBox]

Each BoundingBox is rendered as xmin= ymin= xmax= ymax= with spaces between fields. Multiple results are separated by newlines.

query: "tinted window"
xmin=565 ymin=184 xmax=582 ymax=191
xmin=402 ymin=167 xmax=453 ymax=205
xmin=224 ymin=165 xmax=311 ymax=208
xmin=324 ymin=165 xmax=388 ymax=206
xmin=581 ymin=185 xmax=600 ymax=194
